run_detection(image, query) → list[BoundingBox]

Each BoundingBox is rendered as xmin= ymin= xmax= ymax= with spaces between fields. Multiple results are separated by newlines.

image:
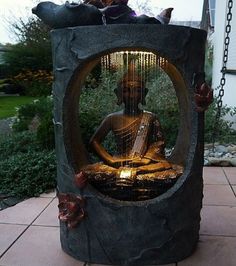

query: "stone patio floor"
xmin=0 ymin=166 xmax=235 ymax=266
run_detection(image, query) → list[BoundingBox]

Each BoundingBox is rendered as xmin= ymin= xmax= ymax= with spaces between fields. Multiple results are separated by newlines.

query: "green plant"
xmin=12 ymin=97 xmax=55 ymax=149
xmin=13 ymin=97 xmax=52 ymax=130
xmin=0 ymin=131 xmax=40 ymax=161
xmin=0 ymin=150 xmax=56 ymax=198
xmin=205 ymin=99 xmax=236 ymax=144
xmin=3 ymin=17 xmax=52 ymax=76
xmin=13 ymin=69 xmax=53 ymax=97
xmin=205 ymin=41 xmax=213 ymax=86
xmin=0 ymin=131 xmax=56 ymax=198
xmin=79 ymin=73 xmax=120 ymax=146
xmin=145 ymin=73 xmax=179 ymax=147
xmin=23 ymin=79 xmax=52 ymax=97
xmin=0 ymin=64 xmax=10 ymax=79
xmin=37 ymin=112 xmax=55 ymax=149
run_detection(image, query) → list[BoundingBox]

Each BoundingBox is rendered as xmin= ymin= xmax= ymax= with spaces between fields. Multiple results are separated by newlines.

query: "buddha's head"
xmin=115 ymin=61 xmax=148 ymax=106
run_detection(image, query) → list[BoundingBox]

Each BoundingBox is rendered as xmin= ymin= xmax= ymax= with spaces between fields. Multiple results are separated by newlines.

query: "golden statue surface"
xmin=82 ymin=63 xmax=183 ymax=199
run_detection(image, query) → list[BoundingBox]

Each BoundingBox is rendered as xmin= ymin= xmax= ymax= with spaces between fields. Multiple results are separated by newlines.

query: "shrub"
xmin=0 ymin=64 xmax=11 ymax=79
xmin=3 ymin=42 xmax=52 ymax=76
xmin=205 ymin=42 xmax=213 ymax=85
xmin=0 ymin=131 xmax=56 ymax=198
xmin=13 ymin=97 xmax=52 ymax=130
xmin=205 ymin=99 xmax=236 ymax=143
xmin=12 ymin=69 xmax=53 ymax=97
xmin=145 ymin=73 xmax=179 ymax=147
xmin=79 ymin=71 xmax=120 ymax=143
xmin=12 ymin=97 xmax=55 ymax=149
xmin=0 ymin=131 xmax=40 ymax=161
xmin=37 ymin=112 xmax=55 ymax=149
xmin=1 ymin=17 xmax=52 ymax=97
xmin=0 ymin=150 xmax=56 ymax=197
xmin=2 ymin=17 xmax=52 ymax=76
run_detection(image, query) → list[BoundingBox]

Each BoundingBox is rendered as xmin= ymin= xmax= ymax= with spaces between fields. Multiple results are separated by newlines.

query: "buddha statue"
xmin=82 ymin=61 xmax=183 ymax=195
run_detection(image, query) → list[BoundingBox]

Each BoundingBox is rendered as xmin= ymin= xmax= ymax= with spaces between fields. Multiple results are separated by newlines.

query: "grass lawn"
xmin=0 ymin=96 xmax=36 ymax=119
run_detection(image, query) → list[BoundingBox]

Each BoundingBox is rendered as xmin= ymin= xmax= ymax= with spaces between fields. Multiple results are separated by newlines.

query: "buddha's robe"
xmin=82 ymin=112 xmax=183 ymax=181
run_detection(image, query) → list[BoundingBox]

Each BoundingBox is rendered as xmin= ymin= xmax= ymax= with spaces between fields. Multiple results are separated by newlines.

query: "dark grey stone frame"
xmin=51 ymin=24 xmax=206 ymax=265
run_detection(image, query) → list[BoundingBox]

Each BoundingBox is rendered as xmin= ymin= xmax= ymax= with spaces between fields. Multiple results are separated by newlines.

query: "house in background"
xmin=171 ymin=21 xmax=201 ymax=29
xmin=202 ymin=0 xmax=236 ymax=128
xmin=201 ymin=0 xmax=216 ymax=33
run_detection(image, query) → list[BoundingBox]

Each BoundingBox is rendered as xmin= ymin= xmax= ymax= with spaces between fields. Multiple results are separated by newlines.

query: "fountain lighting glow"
xmin=101 ymin=51 xmax=168 ymax=83
xmin=116 ymin=167 xmax=137 ymax=187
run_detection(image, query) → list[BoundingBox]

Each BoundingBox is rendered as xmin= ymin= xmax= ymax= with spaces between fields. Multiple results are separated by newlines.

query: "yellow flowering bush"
xmin=13 ymin=69 xmax=53 ymax=96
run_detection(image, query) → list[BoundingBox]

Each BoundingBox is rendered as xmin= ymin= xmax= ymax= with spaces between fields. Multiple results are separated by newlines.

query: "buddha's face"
xmin=121 ymin=81 xmax=144 ymax=107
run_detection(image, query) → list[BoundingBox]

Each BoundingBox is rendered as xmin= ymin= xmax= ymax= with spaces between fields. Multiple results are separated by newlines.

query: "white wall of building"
xmin=212 ymin=0 xmax=236 ymax=128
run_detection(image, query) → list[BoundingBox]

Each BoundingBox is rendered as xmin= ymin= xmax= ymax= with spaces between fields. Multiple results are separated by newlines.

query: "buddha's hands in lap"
xmin=107 ymin=156 xmax=150 ymax=167
xmin=107 ymin=156 xmax=152 ymax=168
xmin=130 ymin=157 xmax=151 ymax=166
xmin=108 ymin=156 xmax=133 ymax=167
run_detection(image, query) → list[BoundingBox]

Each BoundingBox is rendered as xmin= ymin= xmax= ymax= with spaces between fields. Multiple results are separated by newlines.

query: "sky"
xmin=0 ymin=0 xmax=204 ymax=44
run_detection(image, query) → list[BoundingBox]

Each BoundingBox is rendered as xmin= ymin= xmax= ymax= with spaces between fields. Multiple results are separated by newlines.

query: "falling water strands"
xmin=100 ymin=51 xmax=169 ymax=87
xmin=100 ymin=51 xmax=169 ymax=171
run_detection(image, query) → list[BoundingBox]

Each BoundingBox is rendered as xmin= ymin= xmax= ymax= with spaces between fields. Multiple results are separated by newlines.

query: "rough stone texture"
xmin=0 ymin=118 xmax=14 ymax=135
xmin=51 ymin=25 xmax=207 ymax=265
xmin=204 ymin=144 xmax=236 ymax=166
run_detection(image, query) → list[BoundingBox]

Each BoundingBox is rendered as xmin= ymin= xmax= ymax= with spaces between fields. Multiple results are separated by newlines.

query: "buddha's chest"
xmin=112 ymin=117 xmax=142 ymax=154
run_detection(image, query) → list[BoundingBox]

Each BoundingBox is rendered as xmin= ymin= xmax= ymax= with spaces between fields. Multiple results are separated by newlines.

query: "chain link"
xmin=212 ymin=0 xmax=233 ymax=148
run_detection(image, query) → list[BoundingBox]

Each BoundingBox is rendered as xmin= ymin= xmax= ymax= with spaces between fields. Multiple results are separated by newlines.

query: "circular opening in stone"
xmin=76 ymin=50 xmax=184 ymax=201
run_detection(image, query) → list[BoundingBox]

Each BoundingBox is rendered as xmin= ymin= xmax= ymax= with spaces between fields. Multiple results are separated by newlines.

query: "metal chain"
xmin=212 ymin=0 xmax=233 ymax=148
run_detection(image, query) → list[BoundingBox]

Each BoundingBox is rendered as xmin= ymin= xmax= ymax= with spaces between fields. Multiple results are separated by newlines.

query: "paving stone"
xmin=203 ymin=184 xmax=236 ymax=206
xmin=178 ymin=235 xmax=236 ymax=266
xmin=203 ymin=167 xmax=228 ymax=185
xmin=232 ymin=186 xmax=236 ymax=195
xmin=223 ymin=167 xmax=236 ymax=185
xmin=0 ymin=226 xmax=81 ymax=266
xmin=33 ymin=198 xmax=59 ymax=227
xmin=0 ymin=197 xmax=53 ymax=225
xmin=200 ymin=206 xmax=236 ymax=236
xmin=0 ymin=224 xmax=27 ymax=256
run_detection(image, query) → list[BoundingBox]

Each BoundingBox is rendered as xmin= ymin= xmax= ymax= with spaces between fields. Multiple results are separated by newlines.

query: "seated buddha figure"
xmin=82 ymin=63 xmax=183 ymax=186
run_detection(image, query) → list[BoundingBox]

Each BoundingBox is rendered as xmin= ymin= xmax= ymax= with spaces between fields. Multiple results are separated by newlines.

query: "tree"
xmin=3 ymin=16 xmax=52 ymax=76
xmin=129 ymin=0 xmax=156 ymax=16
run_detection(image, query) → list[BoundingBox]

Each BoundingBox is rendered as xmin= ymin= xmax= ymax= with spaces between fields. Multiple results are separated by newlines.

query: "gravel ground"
xmin=0 ymin=117 xmax=15 ymax=136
